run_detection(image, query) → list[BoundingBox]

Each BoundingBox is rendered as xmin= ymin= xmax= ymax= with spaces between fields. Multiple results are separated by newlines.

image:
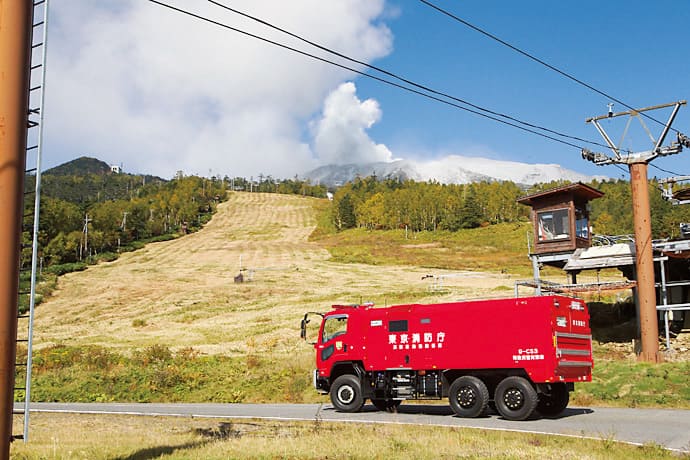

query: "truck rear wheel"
xmin=449 ymin=376 xmax=489 ymax=418
xmin=330 ymin=375 xmax=364 ymax=412
xmin=537 ymin=383 xmax=569 ymax=416
xmin=495 ymin=376 xmax=538 ymax=421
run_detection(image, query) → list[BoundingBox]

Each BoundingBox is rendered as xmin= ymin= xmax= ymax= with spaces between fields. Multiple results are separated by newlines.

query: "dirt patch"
xmin=400 ymin=243 xmax=442 ymax=249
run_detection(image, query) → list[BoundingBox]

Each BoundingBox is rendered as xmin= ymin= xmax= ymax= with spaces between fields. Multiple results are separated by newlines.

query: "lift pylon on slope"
xmin=582 ymin=100 xmax=687 ymax=363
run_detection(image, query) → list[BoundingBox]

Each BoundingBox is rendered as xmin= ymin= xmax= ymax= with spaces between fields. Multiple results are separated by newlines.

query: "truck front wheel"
xmin=537 ymin=383 xmax=569 ymax=416
xmin=449 ymin=376 xmax=489 ymax=418
xmin=495 ymin=376 xmax=538 ymax=421
xmin=330 ymin=375 xmax=365 ymax=412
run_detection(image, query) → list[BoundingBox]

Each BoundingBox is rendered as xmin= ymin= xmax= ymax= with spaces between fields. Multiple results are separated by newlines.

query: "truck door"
xmin=317 ymin=314 xmax=351 ymax=368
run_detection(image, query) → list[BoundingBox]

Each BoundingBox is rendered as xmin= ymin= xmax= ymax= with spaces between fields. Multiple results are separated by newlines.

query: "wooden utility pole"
xmin=0 ymin=0 xmax=34 ymax=455
xmin=582 ymin=101 xmax=687 ymax=363
xmin=629 ymin=162 xmax=658 ymax=362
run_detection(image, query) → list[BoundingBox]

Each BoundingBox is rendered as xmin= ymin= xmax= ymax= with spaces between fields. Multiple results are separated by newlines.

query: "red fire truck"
xmin=300 ymin=295 xmax=593 ymax=421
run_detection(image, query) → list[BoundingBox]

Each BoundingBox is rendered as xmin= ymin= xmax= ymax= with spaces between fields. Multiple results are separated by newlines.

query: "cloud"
xmin=45 ymin=0 xmax=393 ymax=178
xmin=311 ymin=82 xmax=393 ymax=165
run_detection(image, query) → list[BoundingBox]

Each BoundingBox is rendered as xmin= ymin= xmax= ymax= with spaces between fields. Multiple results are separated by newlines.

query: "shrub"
xmin=145 ymin=234 xmax=175 ymax=243
xmin=44 ymin=262 xmax=88 ymax=276
xmin=95 ymin=252 xmax=118 ymax=263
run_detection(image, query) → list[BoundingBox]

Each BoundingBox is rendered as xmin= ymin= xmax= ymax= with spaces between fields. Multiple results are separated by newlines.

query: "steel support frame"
xmin=583 ymin=101 xmax=687 ymax=362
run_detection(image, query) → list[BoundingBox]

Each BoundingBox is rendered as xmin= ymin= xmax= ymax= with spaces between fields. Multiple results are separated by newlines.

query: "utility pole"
xmin=121 ymin=211 xmax=129 ymax=232
xmin=82 ymin=214 xmax=92 ymax=258
xmin=0 ymin=1 xmax=33 ymax=456
xmin=582 ymin=100 xmax=687 ymax=363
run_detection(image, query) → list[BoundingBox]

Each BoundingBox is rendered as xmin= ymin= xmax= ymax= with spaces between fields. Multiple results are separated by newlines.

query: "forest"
xmin=25 ymin=156 xmax=690 ymax=271
xmin=329 ymin=175 xmax=690 ymax=240
xmin=24 ymin=172 xmax=226 ymax=269
xmin=23 ymin=157 xmax=327 ymax=270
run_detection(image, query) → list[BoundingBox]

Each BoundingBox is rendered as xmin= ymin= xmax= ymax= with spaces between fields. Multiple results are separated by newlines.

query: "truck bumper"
xmin=313 ymin=370 xmax=329 ymax=394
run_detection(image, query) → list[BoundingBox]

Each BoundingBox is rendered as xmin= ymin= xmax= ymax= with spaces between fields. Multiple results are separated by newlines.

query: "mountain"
xmin=34 ymin=156 xmax=167 ymax=205
xmin=44 ymin=156 xmax=113 ymax=176
xmin=304 ymin=156 xmax=605 ymax=187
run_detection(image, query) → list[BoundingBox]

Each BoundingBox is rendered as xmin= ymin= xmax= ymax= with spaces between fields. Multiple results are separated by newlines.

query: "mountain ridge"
xmin=304 ymin=156 xmax=605 ymax=186
xmin=45 ymin=156 xmax=113 ymax=176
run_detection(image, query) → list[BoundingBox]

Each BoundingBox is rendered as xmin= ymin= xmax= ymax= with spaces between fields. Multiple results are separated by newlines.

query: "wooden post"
xmin=0 ymin=0 xmax=33 ymax=454
xmin=629 ymin=162 xmax=660 ymax=362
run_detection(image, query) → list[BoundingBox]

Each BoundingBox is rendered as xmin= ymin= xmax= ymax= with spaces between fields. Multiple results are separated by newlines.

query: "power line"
xmin=650 ymin=162 xmax=684 ymax=177
xmin=206 ymin=0 xmax=610 ymax=151
xmin=418 ymin=0 xmax=680 ymax=135
xmin=612 ymin=164 xmax=629 ymax=176
xmin=146 ymin=0 xmax=590 ymax=150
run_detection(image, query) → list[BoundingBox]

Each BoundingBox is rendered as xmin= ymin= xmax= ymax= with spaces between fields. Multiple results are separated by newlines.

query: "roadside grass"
xmin=572 ymin=360 xmax=690 ymax=408
xmin=11 ymin=413 xmax=686 ymax=460
xmin=18 ymin=344 xmax=690 ymax=409
xmin=19 ymin=345 xmax=313 ymax=404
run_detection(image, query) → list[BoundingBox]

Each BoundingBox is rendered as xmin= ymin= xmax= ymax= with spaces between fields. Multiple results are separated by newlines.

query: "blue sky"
xmin=41 ymin=1 xmax=690 ymax=180
xmin=356 ymin=0 xmax=690 ymax=179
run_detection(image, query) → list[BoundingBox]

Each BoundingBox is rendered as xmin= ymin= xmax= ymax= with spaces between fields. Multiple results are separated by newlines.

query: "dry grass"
xmin=10 ymin=413 xmax=682 ymax=460
xmin=34 ymin=192 xmax=522 ymax=358
xmin=20 ymin=192 xmax=690 ymax=457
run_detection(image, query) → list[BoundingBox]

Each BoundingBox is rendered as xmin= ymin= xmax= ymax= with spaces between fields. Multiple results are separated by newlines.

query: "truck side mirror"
xmin=300 ymin=312 xmax=323 ymax=345
xmin=300 ymin=317 xmax=309 ymax=340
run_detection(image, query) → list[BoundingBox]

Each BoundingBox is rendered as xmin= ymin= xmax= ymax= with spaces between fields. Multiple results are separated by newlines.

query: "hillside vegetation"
xmin=26 ymin=192 xmax=689 ymax=408
xmin=33 ymin=192 xmax=516 ymax=354
xmin=330 ymin=176 xmax=690 ymax=239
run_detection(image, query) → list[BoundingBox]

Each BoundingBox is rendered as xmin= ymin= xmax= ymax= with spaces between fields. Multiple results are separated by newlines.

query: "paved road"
xmin=26 ymin=402 xmax=690 ymax=453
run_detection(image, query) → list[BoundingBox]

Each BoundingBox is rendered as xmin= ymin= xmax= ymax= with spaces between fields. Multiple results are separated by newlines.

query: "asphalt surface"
xmin=24 ymin=402 xmax=690 ymax=453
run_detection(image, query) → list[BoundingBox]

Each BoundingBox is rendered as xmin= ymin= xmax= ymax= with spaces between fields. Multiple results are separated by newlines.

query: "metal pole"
xmin=659 ymin=257 xmax=670 ymax=351
xmin=629 ymin=162 xmax=660 ymax=362
xmin=0 ymin=0 xmax=34 ymax=454
xmin=24 ymin=0 xmax=52 ymax=441
xmin=531 ymin=255 xmax=541 ymax=296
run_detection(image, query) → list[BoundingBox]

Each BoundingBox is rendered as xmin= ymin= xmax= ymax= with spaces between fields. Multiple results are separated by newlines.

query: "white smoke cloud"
xmin=44 ymin=0 xmax=393 ymax=178
xmin=312 ymin=82 xmax=393 ymax=165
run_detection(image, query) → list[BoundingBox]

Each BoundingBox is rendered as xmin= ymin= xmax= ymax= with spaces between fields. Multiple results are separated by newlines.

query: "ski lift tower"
xmin=581 ymin=100 xmax=688 ymax=362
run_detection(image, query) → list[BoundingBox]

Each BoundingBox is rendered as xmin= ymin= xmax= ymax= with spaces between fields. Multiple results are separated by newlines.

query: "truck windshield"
xmin=322 ymin=315 xmax=348 ymax=343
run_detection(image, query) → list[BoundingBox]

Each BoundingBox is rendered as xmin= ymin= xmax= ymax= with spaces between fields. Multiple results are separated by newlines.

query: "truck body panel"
xmin=304 ymin=295 xmax=592 ymax=420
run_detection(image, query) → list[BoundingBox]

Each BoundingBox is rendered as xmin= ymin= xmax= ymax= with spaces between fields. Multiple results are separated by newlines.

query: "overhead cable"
xmin=418 ymin=0 xmax=680 ymax=135
xmin=650 ymin=163 xmax=685 ymax=177
xmin=206 ymin=0 xmax=610 ymax=151
xmin=147 ymin=0 xmax=590 ymax=150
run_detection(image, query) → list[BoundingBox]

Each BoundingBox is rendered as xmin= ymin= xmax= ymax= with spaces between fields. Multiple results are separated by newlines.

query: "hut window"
xmin=537 ymin=209 xmax=570 ymax=241
xmin=575 ymin=208 xmax=589 ymax=238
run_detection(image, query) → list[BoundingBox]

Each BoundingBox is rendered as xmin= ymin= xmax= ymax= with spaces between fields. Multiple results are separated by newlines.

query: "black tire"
xmin=330 ymin=375 xmax=365 ymax=413
xmin=448 ymin=376 xmax=489 ymax=418
xmin=494 ymin=376 xmax=538 ymax=421
xmin=371 ymin=399 xmax=402 ymax=413
xmin=537 ymin=383 xmax=569 ymax=416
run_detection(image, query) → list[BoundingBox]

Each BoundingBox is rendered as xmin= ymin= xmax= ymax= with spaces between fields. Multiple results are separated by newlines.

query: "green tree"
xmin=459 ymin=187 xmax=482 ymax=229
xmin=334 ymin=193 xmax=356 ymax=230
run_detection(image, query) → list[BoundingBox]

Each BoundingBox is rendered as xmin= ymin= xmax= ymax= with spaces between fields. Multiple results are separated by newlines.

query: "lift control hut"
xmin=517 ymin=182 xmax=603 ymax=273
xmin=517 ymin=182 xmax=690 ymax=351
